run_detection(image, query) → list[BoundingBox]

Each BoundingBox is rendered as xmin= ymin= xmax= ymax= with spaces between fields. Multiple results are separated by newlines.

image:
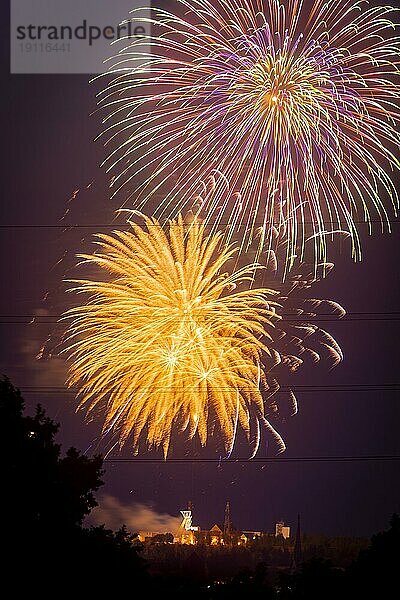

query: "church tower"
xmin=223 ymin=500 xmax=233 ymax=544
xmin=292 ymin=513 xmax=303 ymax=570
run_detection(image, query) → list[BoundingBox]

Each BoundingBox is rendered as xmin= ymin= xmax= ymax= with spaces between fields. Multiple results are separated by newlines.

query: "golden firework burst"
xmin=63 ymin=215 xmax=280 ymax=457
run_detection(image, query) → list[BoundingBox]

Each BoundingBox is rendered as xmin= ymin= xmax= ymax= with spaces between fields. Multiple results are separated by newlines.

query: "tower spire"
xmin=223 ymin=500 xmax=232 ymax=544
xmin=292 ymin=513 xmax=303 ymax=570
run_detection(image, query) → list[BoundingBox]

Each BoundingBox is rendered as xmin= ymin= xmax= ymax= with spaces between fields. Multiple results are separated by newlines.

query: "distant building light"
xmin=275 ymin=521 xmax=290 ymax=539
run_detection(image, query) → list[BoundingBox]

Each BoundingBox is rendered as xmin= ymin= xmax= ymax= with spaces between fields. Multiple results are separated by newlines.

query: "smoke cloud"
xmin=90 ymin=495 xmax=182 ymax=535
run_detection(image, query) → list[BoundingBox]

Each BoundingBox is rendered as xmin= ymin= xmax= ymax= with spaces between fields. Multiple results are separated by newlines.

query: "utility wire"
xmin=101 ymin=455 xmax=400 ymax=464
xmin=15 ymin=385 xmax=400 ymax=393
xmin=1 ymin=220 xmax=400 ymax=228
xmin=1 ymin=313 xmax=400 ymax=324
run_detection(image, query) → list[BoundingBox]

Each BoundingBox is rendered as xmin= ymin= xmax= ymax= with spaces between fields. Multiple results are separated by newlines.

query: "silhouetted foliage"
xmin=347 ymin=513 xmax=400 ymax=598
xmin=0 ymin=377 xmax=103 ymax=536
xmin=278 ymin=558 xmax=344 ymax=600
xmin=150 ymin=532 xmax=174 ymax=544
xmin=0 ymin=377 xmax=147 ymax=593
xmin=277 ymin=516 xmax=400 ymax=600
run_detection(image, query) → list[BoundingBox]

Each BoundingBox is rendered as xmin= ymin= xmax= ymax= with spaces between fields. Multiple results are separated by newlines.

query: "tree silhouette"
xmin=278 ymin=557 xmax=343 ymax=600
xmin=0 ymin=377 xmax=103 ymax=536
xmin=0 ymin=377 xmax=147 ymax=593
xmin=347 ymin=514 xmax=400 ymax=599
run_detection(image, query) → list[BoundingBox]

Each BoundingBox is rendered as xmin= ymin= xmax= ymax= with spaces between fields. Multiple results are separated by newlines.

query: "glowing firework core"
xmin=252 ymin=52 xmax=318 ymax=110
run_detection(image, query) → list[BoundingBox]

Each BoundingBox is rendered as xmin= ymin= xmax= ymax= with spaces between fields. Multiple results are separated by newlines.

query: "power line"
xmin=1 ymin=319 xmax=398 ymax=323
xmin=3 ymin=312 xmax=400 ymax=316
xmin=1 ymin=221 xmax=399 ymax=228
xmin=2 ymin=313 xmax=400 ymax=324
xmin=101 ymin=455 xmax=400 ymax=464
xmin=15 ymin=385 xmax=400 ymax=394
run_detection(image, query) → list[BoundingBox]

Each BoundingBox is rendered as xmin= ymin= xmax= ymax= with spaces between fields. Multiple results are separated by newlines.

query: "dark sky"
xmin=1 ymin=0 xmax=399 ymax=538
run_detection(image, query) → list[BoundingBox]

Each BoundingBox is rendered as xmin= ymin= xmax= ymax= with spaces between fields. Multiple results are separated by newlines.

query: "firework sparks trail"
xmin=63 ymin=214 xmax=344 ymax=457
xmin=63 ymin=214 xmax=278 ymax=457
xmin=98 ymin=0 xmax=400 ymax=275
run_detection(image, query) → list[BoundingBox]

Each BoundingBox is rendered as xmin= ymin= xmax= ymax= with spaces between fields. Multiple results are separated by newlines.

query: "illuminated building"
xmin=175 ymin=507 xmax=200 ymax=545
xmin=275 ymin=520 xmax=291 ymax=539
xmin=138 ymin=502 xmax=293 ymax=546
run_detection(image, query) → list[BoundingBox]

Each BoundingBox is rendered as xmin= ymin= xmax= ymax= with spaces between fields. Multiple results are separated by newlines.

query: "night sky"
xmin=2 ymin=1 xmax=399 ymax=538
